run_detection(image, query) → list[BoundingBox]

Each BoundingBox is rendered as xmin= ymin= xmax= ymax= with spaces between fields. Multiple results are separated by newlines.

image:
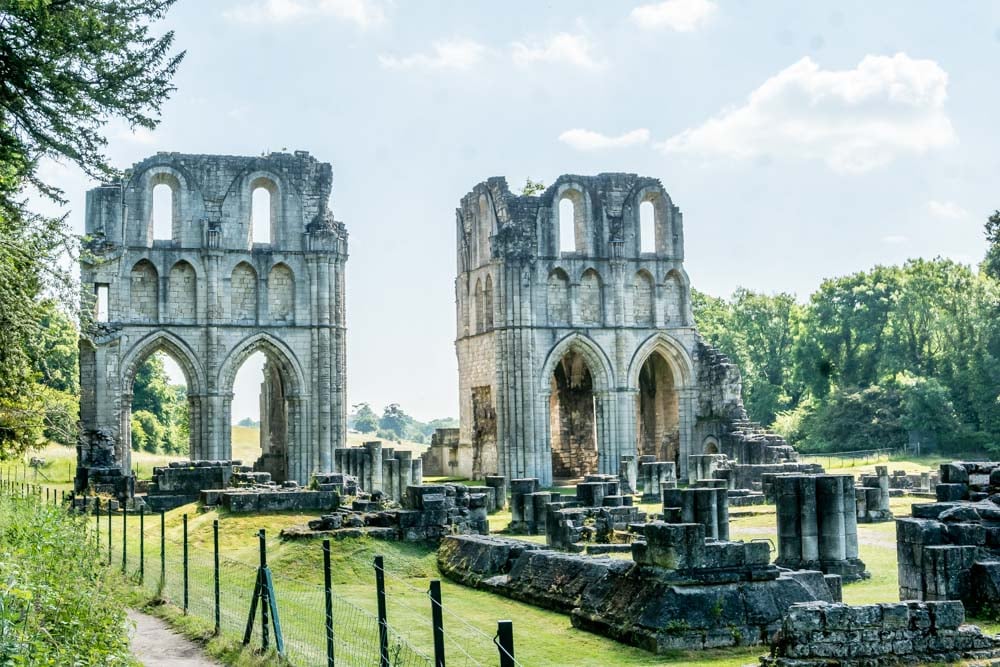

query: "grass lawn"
xmin=18 ymin=444 xmax=997 ymax=665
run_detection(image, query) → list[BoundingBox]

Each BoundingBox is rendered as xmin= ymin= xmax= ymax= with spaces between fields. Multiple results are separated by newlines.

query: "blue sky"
xmin=40 ymin=0 xmax=1000 ymax=421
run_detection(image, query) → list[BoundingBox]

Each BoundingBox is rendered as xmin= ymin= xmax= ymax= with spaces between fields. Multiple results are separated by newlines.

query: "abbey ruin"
xmin=454 ymin=174 xmax=797 ymax=486
xmin=76 ymin=152 xmax=348 ymax=495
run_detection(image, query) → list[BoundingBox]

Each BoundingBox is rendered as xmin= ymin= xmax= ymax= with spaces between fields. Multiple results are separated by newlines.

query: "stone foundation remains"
xmin=896 ymin=461 xmax=1000 ymax=612
xmin=856 ymin=465 xmax=893 ymax=523
xmin=775 ymin=474 xmax=868 ymax=582
xmin=144 ymin=460 xmax=236 ymax=511
xmin=281 ymin=483 xmax=490 ymax=542
xmin=420 ymin=428 xmax=474 ymax=479
xmin=636 ymin=458 xmax=676 ymax=502
xmin=334 ymin=442 xmax=423 ymax=503
xmin=760 ymin=600 xmax=1000 ymax=666
xmin=662 ymin=486 xmax=730 ymax=540
xmin=439 ymin=526 xmax=841 ymax=653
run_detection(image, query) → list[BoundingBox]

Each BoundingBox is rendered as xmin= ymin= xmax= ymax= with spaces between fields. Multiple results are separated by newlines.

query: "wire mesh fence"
xmin=0 ymin=478 xmax=520 ymax=667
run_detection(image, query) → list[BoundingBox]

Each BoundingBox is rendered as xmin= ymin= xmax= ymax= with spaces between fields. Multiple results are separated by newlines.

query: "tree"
xmin=985 ymin=210 xmax=1000 ymax=281
xmin=0 ymin=0 xmax=184 ymax=456
xmin=352 ymin=402 xmax=378 ymax=433
xmin=520 ymin=179 xmax=545 ymax=196
xmin=379 ymin=403 xmax=412 ymax=439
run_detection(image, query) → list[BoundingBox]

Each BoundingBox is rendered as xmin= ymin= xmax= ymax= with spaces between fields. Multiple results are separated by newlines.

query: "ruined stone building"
xmin=455 ymin=174 xmax=792 ymax=486
xmin=77 ymin=152 xmax=347 ymax=494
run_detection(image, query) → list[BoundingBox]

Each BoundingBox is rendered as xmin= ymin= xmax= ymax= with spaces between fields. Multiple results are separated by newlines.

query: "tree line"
xmin=694 ymin=224 xmax=1000 ymax=456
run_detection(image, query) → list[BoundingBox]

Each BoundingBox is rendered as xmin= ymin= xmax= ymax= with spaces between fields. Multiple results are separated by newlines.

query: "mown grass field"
xmin=12 ymin=443 xmax=996 ymax=666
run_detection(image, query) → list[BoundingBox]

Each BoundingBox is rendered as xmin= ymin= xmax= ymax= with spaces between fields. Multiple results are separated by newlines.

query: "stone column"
xmin=364 ymin=441 xmax=382 ymax=492
xmin=775 ymin=475 xmax=802 ymax=565
xmin=817 ymin=475 xmax=846 ymax=563
xmin=842 ymin=474 xmax=859 ymax=560
xmin=801 ymin=474 xmax=819 ymax=563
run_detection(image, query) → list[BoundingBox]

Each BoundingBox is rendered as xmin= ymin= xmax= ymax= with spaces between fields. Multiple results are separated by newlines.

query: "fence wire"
xmin=10 ymin=483 xmax=516 ymax=667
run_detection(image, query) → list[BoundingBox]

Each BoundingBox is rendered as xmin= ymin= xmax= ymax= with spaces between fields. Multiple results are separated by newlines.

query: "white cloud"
xmin=115 ymin=126 xmax=156 ymax=145
xmin=559 ymin=128 xmax=650 ymax=151
xmin=882 ymin=235 xmax=908 ymax=244
xmin=927 ymin=199 xmax=968 ymax=220
xmin=631 ymin=0 xmax=718 ymax=32
xmin=379 ymin=40 xmax=488 ymax=71
xmin=511 ymin=33 xmax=605 ymax=70
xmin=225 ymin=0 xmax=385 ymax=28
xmin=660 ymin=53 xmax=956 ymax=174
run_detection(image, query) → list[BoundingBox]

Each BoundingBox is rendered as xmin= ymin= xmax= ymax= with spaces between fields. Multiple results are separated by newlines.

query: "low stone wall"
xmin=546 ymin=505 xmax=646 ymax=550
xmin=897 ymin=461 xmax=1000 ymax=610
xmin=144 ymin=460 xmax=237 ymax=511
xmin=438 ymin=529 xmax=841 ymax=653
xmin=215 ymin=488 xmax=340 ymax=513
xmin=281 ymin=483 xmax=489 ymax=542
xmin=760 ymin=601 xmax=1000 ymax=666
xmin=662 ymin=486 xmax=730 ymax=540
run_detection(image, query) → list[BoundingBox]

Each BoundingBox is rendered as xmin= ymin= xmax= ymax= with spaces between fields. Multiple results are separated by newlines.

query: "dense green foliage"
xmin=0 ymin=494 xmax=135 ymax=664
xmin=695 ymin=255 xmax=1000 ymax=456
xmin=0 ymin=0 xmax=183 ymax=457
xmin=129 ymin=354 xmax=188 ymax=453
xmin=347 ymin=403 xmax=458 ymax=443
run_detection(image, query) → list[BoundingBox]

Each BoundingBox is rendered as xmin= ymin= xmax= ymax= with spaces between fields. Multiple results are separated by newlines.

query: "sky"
xmin=38 ymin=0 xmax=1000 ymax=422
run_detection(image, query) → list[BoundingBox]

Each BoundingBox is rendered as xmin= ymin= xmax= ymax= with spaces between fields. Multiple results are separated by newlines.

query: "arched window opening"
xmin=130 ymin=260 xmax=159 ymax=322
xmin=474 ymin=278 xmax=484 ymax=333
xmin=633 ymin=271 xmax=654 ymax=326
xmin=547 ymin=269 xmax=570 ymax=325
xmin=231 ymin=263 xmax=258 ymax=322
xmin=484 ymin=275 xmax=494 ymax=329
xmin=251 ymin=186 xmax=271 ymax=244
xmin=636 ymin=352 xmax=680 ymax=466
xmin=559 ymin=197 xmax=575 ymax=253
xmin=167 ymin=261 xmax=197 ymax=323
xmin=95 ymin=284 xmax=110 ymax=323
xmin=639 ymin=201 xmax=655 ymax=253
xmin=231 ymin=349 xmax=290 ymax=483
xmin=268 ymin=264 xmax=295 ymax=323
xmin=152 ymin=183 xmax=173 ymax=240
xmin=664 ymin=270 xmax=685 ymax=325
xmin=580 ymin=269 xmax=602 ymax=326
xmin=130 ymin=351 xmax=190 ymax=457
xmin=550 ymin=349 xmax=598 ymax=479
xmin=478 ymin=194 xmax=492 ymax=265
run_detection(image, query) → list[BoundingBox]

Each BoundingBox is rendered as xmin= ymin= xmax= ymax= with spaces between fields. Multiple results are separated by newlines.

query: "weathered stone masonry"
xmin=77 ymin=152 xmax=348 ymax=495
xmin=454 ymin=174 xmax=801 ymax=486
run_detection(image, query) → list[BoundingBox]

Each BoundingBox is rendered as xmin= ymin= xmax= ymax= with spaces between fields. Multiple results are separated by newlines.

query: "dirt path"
xmin=128 ymin=609 xmax=220 ymax=667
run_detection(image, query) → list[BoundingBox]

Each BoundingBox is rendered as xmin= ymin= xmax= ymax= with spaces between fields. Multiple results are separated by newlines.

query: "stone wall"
xmin=438 ymin=529 xmax=840 ymax=653
xmin=421 ymin=428 xmax=473 ymax=478
xmin=453 ymin=174 xmax=807 ymax=487
xmin=761 ymin=601 xmax=1000 ymax=666
xmin=78 ymin=151 xmax=349 ymax=498
xmin=896 ymin=462 xmax=1000 ymax=610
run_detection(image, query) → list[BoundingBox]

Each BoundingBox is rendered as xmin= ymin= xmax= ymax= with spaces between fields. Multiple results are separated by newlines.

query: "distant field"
xmin=1 ymin=427 xmax=428 ymax=488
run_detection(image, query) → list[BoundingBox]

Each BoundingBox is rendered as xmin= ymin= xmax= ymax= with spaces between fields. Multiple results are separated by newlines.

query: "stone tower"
xmin=455 ymin=174 xmax=790 ymax=487
xmin=77 ymin=151 xmax=348 ymax=495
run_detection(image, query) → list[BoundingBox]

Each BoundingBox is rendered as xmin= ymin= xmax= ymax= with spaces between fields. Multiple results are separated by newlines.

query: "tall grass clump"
xmin=0 ymin=495 xmax=135 ymax=665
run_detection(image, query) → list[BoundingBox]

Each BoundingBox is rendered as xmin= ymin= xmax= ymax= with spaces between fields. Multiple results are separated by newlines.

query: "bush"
xmin=0 ymin=494 xmax=133 ymax=663
xmin=132 ymin=410 xmax=164 ymax=453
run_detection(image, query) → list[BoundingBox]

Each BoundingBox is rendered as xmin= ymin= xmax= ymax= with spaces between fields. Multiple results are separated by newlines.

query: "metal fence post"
xmin=183 ymin=513 xmax=189 ymax=614
xmin=107 ymin=501 xmax=112 ymax=565
xmin=374 ymin=555 xmax=389 ymax=667
xmin=429 ymin=579 xmax=446 ymax=667
xmin=323 ymin=539 xmax=335 ymax=667
xmin=122 ymin=507 xmax=128 ymax=573
xmin=160 ymin=511 xmax=166 ymax=593
xmin=95 ymin=498 xmax=100 ymax=549
xmin=259 ymin=529 xmax=270 ymax=650
xmin=496 ymin=620 xmax=515 ymax=667
xmin=213 ymin=519 xmax=220 ymax=635
xmin=140 ymin=507 xmax=145 ymax=585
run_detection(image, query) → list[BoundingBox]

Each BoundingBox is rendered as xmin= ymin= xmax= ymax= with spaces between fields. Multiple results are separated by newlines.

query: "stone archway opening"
xmin=636 ymin=351 xmax=680 ymax=468
xmin=549 ymin=349 xmax=599 ymax=480
xmin=126 ymin=348 xmax=196 ymax=471
xmin=231 ymin=349 xmax=290 ymax=483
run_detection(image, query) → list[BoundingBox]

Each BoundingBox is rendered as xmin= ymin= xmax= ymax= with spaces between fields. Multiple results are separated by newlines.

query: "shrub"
xmin=0 ymin=494 xmax=133 ymax=663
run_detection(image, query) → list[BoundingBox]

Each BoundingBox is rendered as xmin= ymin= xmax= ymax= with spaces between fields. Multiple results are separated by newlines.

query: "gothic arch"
xmin=120 ymin=330 xmax=205 ymax=396
xmin=626 ymin=332 xmax=694 ymax=391
xmin=219 ymin=332 xmax=306 ymax=398
xmin=540 ymin=333 xmax=614 ymax=392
